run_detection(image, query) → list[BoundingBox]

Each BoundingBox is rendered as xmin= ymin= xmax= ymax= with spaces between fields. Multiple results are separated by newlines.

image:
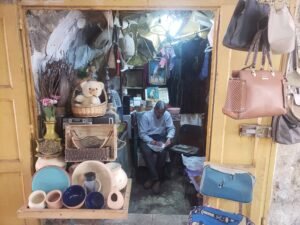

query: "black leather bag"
xmin=223 ymin=0 xmax=269 ymax=51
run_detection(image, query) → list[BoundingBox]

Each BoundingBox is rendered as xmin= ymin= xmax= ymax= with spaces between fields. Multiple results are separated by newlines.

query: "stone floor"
xmin=128 ymin=167 xmax=193 ymax=215
xmin=42 ymin=214 xmax=188 ymax=225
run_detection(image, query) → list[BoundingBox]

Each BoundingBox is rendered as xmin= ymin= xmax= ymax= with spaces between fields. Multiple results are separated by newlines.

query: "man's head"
xmin=154 ymin=101 xmax=166 ymax=119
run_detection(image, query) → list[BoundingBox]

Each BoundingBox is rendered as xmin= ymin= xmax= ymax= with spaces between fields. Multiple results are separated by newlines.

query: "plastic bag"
xmin=181 ymin=154 xmax=205 ymax=171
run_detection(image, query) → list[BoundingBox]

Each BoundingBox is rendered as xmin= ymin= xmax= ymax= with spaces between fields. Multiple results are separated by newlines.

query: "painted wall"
xmin=268 ymin=5 xmax=300 ymax=225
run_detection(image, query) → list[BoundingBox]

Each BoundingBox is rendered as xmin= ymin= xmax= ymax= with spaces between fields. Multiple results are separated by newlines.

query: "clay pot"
xmin=46 ymin=190 xmax=63 ymax=209
xmin=35 ymin=156 xmax=66 ymax=171
xmin=28 ymin=190 xmax=46 ymax=209
xmin=105 ymin=162 xmax=128 ymax=191
xmin=106 ymin=190 xmax=124 ymax=210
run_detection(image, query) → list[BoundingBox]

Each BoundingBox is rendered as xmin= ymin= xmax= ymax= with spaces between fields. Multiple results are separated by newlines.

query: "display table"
xmin=17 ymin=179 xmax=131 ymax=220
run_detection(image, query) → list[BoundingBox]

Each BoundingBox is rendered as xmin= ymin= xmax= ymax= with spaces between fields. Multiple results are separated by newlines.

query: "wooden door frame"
xmin=17 ymin=0 xmax=293 ymax=223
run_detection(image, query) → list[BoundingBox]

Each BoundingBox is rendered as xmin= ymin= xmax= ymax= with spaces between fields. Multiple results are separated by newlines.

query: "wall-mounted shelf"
xmin=17 ymin=179 xmax=132 ymax=220
xmin=124 ymin=86 xmax=144 ymax=89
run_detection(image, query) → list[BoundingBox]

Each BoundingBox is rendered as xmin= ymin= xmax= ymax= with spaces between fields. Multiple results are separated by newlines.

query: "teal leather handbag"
xmin=200 ymin=165 xmax=255 ymax=203
xmin=188 ymin=206 xmax=254 ymax=225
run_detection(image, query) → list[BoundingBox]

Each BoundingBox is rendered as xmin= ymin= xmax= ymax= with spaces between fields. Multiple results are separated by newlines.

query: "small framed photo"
xmin=148 ymin=59 xmax=167 ymax=85
xmin=145 ymin=87 xmax=169 ymax=104
xmin=145 ymin=87 xmax=159 ymax=101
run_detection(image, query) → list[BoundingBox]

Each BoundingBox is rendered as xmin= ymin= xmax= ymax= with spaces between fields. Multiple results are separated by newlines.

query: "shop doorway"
xmin=26 ymin=9 xmax=213 ymax=215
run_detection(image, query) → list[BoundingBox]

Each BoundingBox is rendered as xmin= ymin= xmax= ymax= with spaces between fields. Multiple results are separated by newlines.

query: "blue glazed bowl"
xmin=62 ymin=185 xmax=86 ymax=209
xmin=85 ymin=192 xmax=105 ymax=209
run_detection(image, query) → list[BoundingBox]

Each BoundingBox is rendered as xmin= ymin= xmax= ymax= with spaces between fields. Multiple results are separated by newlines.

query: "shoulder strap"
xmin=245 ymin=29 xmax=263 ymax=68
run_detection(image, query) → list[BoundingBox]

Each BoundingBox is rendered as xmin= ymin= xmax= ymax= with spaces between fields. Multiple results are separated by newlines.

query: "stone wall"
xmin=268 ymin=3 xmax=300 ymax=225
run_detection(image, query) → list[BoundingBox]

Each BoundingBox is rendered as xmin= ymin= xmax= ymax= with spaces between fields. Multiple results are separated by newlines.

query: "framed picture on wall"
xmin=145 ymin=87 xmax=159 ymax=101
xmin=148 ymin=59 xmax=167 ymax=85
xmin=145 ymin=87 xmax=169 ymax=104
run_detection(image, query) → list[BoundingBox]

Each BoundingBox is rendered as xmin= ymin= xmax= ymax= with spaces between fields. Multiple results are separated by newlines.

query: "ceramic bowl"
xmin=28 ymin=190 xmax=46 ymax=209
xmin=62 ymin=185 xmax=86 ymax=209
xmin=72 ymin=160 xmax=113 ymax=200
xmin=85 ymin=192 xmax=105 ymax=209
xmin=46 ymin=190 xmax=63 ymax=209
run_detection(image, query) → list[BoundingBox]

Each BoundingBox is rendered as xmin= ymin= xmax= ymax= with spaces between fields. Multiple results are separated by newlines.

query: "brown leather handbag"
xmin=223 ymin=29 xmax=287 ymax=119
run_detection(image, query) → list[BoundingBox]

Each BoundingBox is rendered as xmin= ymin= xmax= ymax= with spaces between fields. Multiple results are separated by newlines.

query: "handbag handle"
xmin=291 ymin=39 xmax=299 ymax=71
xmin=245 ymin=27 xmax=274 ymax=76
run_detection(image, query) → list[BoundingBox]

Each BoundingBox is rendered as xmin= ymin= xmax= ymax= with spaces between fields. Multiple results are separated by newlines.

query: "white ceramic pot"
xmin=107 ymin=190 xmax=124 ymax=210
xmin=105 ymin=162 xmax=128 ymax=191
xmin=28 ymin=190 xmax=46 ymax=209
xmin=35 ymin=156 xmax=66 ymax=171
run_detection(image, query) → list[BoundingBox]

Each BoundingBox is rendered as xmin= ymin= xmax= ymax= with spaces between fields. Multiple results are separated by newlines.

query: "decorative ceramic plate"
xmin=32 ymin=166 xmax=70 ymax=193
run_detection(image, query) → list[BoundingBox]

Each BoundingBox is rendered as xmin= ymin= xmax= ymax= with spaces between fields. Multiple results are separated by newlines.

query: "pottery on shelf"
xmin=71 ymin=161 xmax=113 ymax=200
xmin=106 ymin=190 xmax=124 ymax=210
xmin=35 ymin=156 xmax=66 ymax=171
xmin=105 ymin=162 xmax=128 ymax=191
xmin=46 ymin=190 xmax=63 ymax=209
xmin=62 ymin=185 xmax=86 ymax=209
xmin=85 ymin=192 xmax=105 ymax=209
xmin=28 ymin=190 xmax=46 ymax=209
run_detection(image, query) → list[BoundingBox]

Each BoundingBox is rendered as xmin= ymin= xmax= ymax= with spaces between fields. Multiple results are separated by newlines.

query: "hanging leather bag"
xmin=223 ymin=29 xmax=287 ymax=119
xmin=272 ymin=111 xmax=300 ymax=144
xmin=268 ymin=4 xmax=295 ymax=54
xmin=223 ymin=0 xmax=269 ymax=51
xmin=272 ymin=45 xmax=300 ymax=144
xmin=199 ymin=164 xmax=256 ymax=203
xmin=286 ymin=44 xmax=300 ymax=120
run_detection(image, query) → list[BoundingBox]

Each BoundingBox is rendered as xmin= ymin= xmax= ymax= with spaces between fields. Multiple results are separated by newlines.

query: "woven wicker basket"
xmin=65 ymin=124 xmax=117 ymax=162
xmin=71 ymin=85 xmax=108 ymax=118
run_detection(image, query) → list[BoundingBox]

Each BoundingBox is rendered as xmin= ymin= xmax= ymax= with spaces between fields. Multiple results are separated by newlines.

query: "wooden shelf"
xmin=17 ymin=179 xmax=132 ymax=220
xmin=124 ymin=86 xmax=144 ymax=89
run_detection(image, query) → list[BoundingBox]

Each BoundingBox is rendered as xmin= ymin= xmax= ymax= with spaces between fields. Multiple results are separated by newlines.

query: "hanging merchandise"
xmin=286 ymin=44 xmax=300 ymax=120
xmin=200 ymin=164 xmax=256 ymax=203
xmin=107 ymin=34 xmax=118 ymax=70
xmin=198 ymin=45 xmax=212 ymax=80
xmin=188 ymin=206 xmax=254 ymax=225
xmin=207 ymin=22 xmax=214 ymax=47
xmin=272 ymin=46 xmax=300 ymax=144
xmin=122 ymin=32 xmax=135 ymax=60
xmin=222 ymin=29 xmax=286 ymax=119
xmin=223 ymin=0 xmax=269 ymax=51
xmin=159 ymin=45 xmax=176 ymax=72
xmin=268 ymin=3 xmax=295 ymax=54
xmin=272 ymin=111 xmax=300 ymax=145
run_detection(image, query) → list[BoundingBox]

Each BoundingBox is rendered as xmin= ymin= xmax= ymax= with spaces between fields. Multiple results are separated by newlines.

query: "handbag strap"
xmin=291 ymin=39 xmax=299 ymax=71
xmin=245 ymin=28 xmax=274 ymax=72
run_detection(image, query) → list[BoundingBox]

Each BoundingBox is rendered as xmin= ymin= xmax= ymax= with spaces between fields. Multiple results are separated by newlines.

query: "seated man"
xmin=139 ymin=100 xmax=175 ymax=194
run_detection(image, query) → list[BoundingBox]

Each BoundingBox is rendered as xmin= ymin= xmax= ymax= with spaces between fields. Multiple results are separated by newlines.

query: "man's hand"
xmin=165 ymin=138 xmax=171 ymax=147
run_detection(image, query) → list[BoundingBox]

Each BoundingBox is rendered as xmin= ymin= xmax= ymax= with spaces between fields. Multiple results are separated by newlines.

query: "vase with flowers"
xmin=40 ymin=96 xmax=60 ymax=140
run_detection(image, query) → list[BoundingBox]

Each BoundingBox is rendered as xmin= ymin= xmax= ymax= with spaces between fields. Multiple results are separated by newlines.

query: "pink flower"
xmin=41 ymin=98 xmax=51 ymax=106
xmin=41 ymin=98 xmax=58 ymax=106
